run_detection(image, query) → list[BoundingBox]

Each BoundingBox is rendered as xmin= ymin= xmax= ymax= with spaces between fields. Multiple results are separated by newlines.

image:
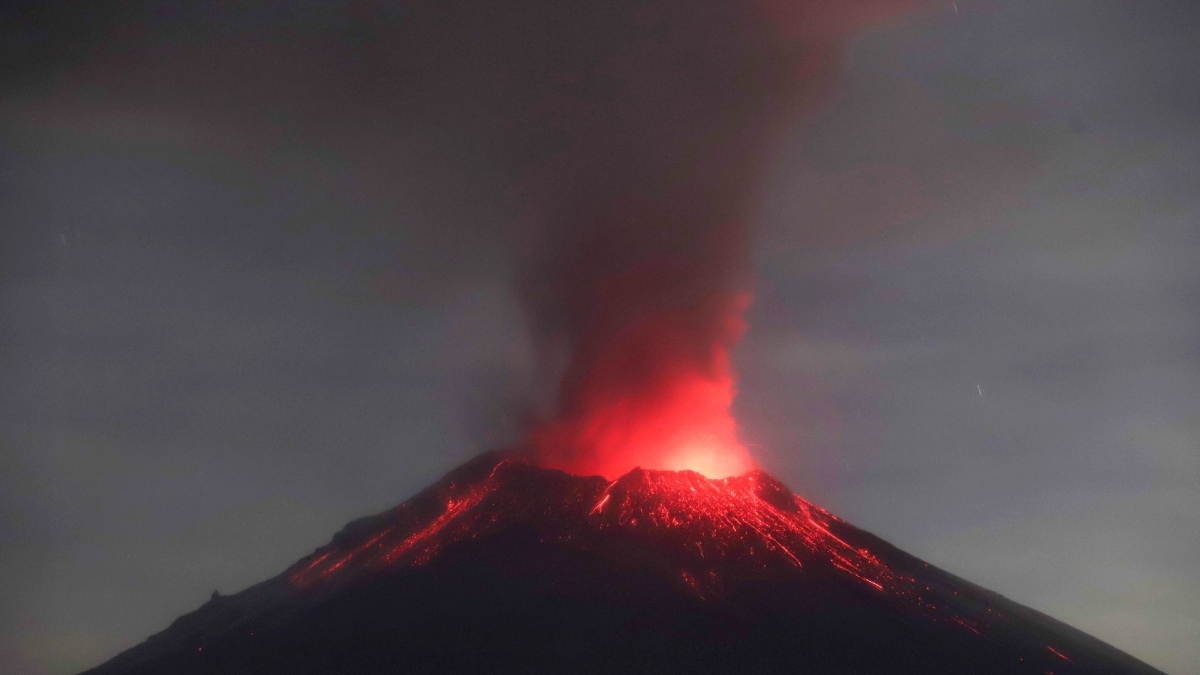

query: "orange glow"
xmin=288 ymin=459 xmax=904 ymax=598
xmin=1046 ymin=646 xmax=1073 ymax=663
xmin=280 ymin=451 xmax=1080 ymax=667
xmin=531 ymin=292 xmax=755 ymax=479
xmin=534 ymin=365 xmax=753 ymax=479
xmin=284 ymin=455 xmax=1058 ymax=662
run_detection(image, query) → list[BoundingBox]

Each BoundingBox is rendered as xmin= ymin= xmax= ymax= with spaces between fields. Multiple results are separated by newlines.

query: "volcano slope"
xmin=83 ymin=452 xmax=1162 ymax=675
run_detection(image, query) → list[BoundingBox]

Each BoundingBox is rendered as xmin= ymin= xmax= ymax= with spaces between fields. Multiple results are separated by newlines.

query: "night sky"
xmin=2 ymin=2 xmax=1198 ymax=674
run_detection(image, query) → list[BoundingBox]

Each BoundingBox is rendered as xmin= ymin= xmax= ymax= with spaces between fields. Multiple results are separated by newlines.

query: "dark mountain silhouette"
xmin=83 ymin=452 xmax=1163 ymax=674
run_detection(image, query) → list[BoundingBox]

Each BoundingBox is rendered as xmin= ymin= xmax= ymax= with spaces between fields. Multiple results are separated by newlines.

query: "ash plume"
xmin=505 ymin=1 xmax=928 ymax=477
xmin=5 ymin=0 xmax=927 ymax=478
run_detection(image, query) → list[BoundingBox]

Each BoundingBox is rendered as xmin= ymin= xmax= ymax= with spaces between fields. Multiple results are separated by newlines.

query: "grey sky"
xmin=2 ymin=1 xmax=1197 ymax=674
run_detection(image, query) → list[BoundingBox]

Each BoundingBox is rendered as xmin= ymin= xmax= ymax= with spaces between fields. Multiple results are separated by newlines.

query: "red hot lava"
xmin=530 ymin=290 xmax=755 ymax=480
xmin=284 ymin=453 xmax=1091 ymax=673
xmin=287 ymin=456 xmax=904 ymax=599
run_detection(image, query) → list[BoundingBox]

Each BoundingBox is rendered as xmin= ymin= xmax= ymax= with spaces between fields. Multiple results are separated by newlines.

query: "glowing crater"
xmin=288 ymin=458 xmax=902 ymax=599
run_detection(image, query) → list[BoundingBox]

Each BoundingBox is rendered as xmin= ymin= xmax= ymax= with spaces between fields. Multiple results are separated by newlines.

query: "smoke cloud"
xmin=504 ymin=1 xmax=929 ymax=477
xmin=2 ymin=0 xmax=928 ymax=482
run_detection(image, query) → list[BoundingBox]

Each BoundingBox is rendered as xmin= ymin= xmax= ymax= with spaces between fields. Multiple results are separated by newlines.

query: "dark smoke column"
xmin=514 ymin=1 xmax=928 ymax=478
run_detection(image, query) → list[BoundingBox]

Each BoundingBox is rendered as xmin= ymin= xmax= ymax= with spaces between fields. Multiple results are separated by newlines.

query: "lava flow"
xmin=287 ymin=454 xmax=909 ymax=602
xmin=280 ymin=454 xmax=1115 ymax=674
xmin=93 ymin=451 xmax=1153 ymax=675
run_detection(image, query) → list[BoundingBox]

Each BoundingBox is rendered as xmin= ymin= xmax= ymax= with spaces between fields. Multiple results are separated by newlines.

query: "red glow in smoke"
xmin=521 ymin=1 xmax=939 ymax=481
xmin=531 ymin=292 xmax=754 ymax=479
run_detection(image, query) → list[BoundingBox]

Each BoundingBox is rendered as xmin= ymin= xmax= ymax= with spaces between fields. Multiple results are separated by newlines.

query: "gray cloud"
xmin=737 ymin=3 xmax=1199 ymax=672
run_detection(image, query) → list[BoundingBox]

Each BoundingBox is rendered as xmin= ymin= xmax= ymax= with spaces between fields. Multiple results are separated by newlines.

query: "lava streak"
xmin=285 ymin=455 xmax=1062 ymax=663
xmin=586 ymin=467 xmax=902 ymax=594
xmin=288 ymin=457 xmax=905 ymax=601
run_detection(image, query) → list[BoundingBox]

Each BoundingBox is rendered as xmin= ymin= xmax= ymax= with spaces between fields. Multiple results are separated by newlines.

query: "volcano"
xmin=84 ymin=452 xmax=1161 ymax=675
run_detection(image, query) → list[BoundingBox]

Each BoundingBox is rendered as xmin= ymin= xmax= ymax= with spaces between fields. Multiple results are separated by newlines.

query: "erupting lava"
xmin=288 ymin=454 xmax=902 ymax=598
xmin=531 ymin=363 xmax=753 ymax=480
xmin=530 ymin=290 xmax=755 ymax=480
xmin=89 ymin=452 xmax=1153 ymax=675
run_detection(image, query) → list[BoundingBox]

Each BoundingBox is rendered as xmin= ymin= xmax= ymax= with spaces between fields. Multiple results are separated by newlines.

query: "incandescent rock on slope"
xmin=84 ymin=451 xmax=1163 ymax=675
